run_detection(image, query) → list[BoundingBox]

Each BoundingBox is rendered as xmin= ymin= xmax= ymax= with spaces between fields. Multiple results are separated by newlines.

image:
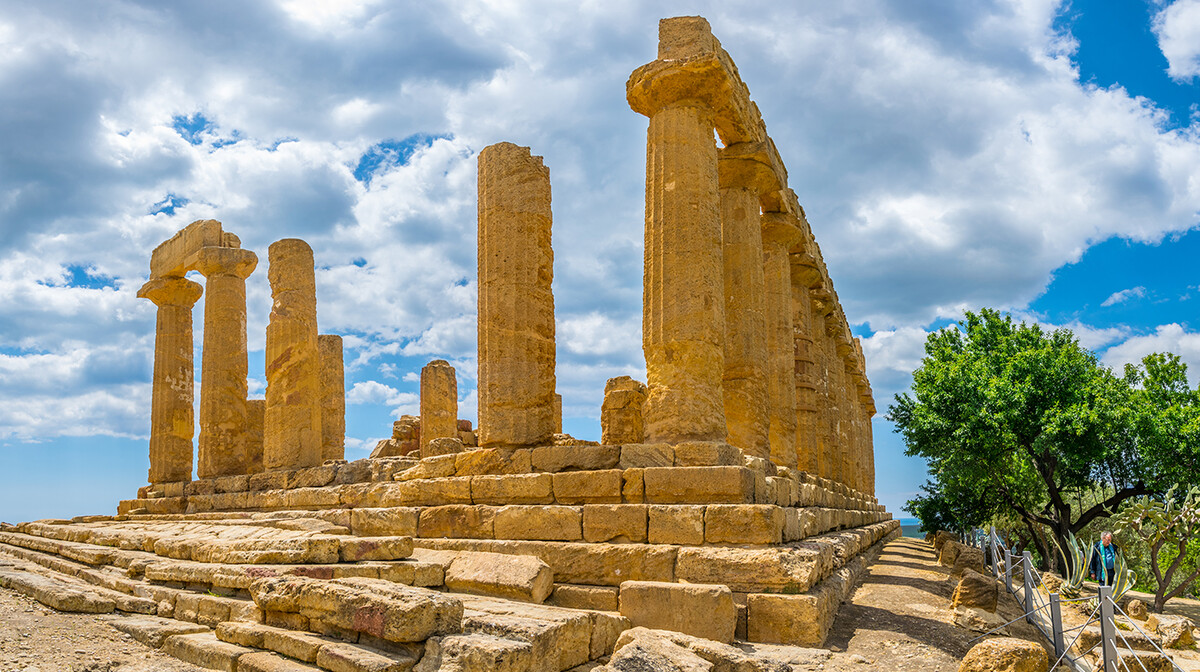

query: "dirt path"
xmin=823 ymin=536 xmax=1050 ymax=671
xmin=0 ymin=588 xmax=205 ymax=672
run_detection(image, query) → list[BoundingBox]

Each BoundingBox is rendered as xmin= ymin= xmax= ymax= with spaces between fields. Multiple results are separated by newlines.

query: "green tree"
xmin=889 ymin=310 xmax=1164 ymax=570
xmin=1111 ymin=485 xmax=1200 ymax=612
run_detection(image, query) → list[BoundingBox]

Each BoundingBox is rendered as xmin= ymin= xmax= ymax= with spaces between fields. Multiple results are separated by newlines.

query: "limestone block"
xmin=601 ymin=377 xmax=648 ymax=445
xmin=606 ymin=631 xmax=712 ymax=672
xmin=619 ymin=580 xmax=736 ymax=643
xmin=1155 ymin=614 xmax=1196 ymax=648
xmin=250 ymin=576 xmax=463 ymax=643
xmin=494 ymin=505 xmax=581 ymax=541
xmin=676 ymin=544 xmax=832 ymax=593
xmin=393 ymin=415 xmax=420 ymax=441
xmin=783 ymin=508 xmax=802 ymax=542
xmin=0 ymin=568 xmax=114 ymax=612
xmin=339 ymin=536 xmax=414 ymax=562
xmin=419 ymin=505 xmax=496 ymax=539
xmin=416 ymin=539 xmax=677 ymax=587
xmin=237 ymin=652 xmax=321 ymax=672
xmin=455 ymin=448 xmax=532 ymax=476
xmin=939 ymin=540 xmax=964 ymax=567
xmin=444 ymin=551 xmax=553 ymax=603
xmin=426 ymin=437 xmax=466 ymax=458
xmin=957 ymin=637 xmax=1048 ymax=672
xmin=390 ymin=477 xmax=473 ymax=507
xmin=162 ymin=632 xmax=252 ymax=672
xmin=704 ymin=505 xmax=784 ymax=545
xmin=673 ymin=441 xmax=743 ymax=467
xmin=952 ymin=569 xmax=998 ymax=612
xmin=747 ymin=587 xmax=838 ymax=646
xmin=315 ymin=640 xmax=419 ymax=672
xmin=642 ymin=466 xmax=755 ymax=504
xmin=471 ymin=473 xmax=554 ymax=505
xmin=552 ymin=470 xmax=623 ymax=504
xmin=138 ymin=276 xmax=203 ymax=484
xmin=110 ymin=615 xmax=209 ymax=648
xmin=417 ymin=633 xmax=534 ymax=672
xmin=531 ymin=444 xmax=619 ymax=472
xmin=250 ymin=470 xmax=289 ymax=492
xmin=648 ymin=505 xmax=705 ymax=545
xmin=149 ymin=219 xmax=228 ymax=277
xmin=952 ymin=546 xmax=985 ymax=577
xmin=290 ymin=465 xmax=336 ymax=488
xmin=396 ymin=454 xmax=457 ymax=481
xmin=458 ymin=596 xmax=591 ymax=672
xmin=618 ymin=443 xmax=674 ymax=469
xmin=264 ymin=238 xmax=322 ymax=471
xmin=318 ymin=334 xmax=345 ymax=462
xmin=622 ymin=469 xmax=645 ymax=503
xmin=583 ymin=504 xmax=648 ymax=543
xmin=548 ymin=584 xmax=621 ymax=612
xmin=420 ymin=360 xmax=459 ymax=458
xmin=477 ymin=142 xmax=557 ymax=448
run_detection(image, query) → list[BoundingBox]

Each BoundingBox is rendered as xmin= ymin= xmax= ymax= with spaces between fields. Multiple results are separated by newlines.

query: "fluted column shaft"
xmin=477 ymin=142 xmax=557 ymax=447
xmin=791 ymin=264 xmax=820 ymax=475
xmin=319 ymin=334 xmax=345 ymax=462
xmin=718 ymin=179 xmax=769 ymax=460
xmin=194 ymin=247 xmax=257 ymax=478
xmin=139 ymin=276 xmax=203 ymax=484
xmin=641 ymin=102 xmax=726 ymax=444
xmin=762 ymin=215 xmax=798 ymax=469
xmin=264 ymin=239 xmax=322 ymax=470
xmin=810 ymin=305 xmax=834 ymax=482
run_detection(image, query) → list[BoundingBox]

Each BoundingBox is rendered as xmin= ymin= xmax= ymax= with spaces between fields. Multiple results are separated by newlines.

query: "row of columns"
xmin=628 ymin=16 xmax=876 ymax=494
xmin=140 ymin=224 xmax=346 ymax=485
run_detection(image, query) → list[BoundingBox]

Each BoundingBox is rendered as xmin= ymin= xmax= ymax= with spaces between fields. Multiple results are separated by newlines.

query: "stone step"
xmin=0 ymin=562 xmax=115 ymax=613
xmin=103 ymin=613 xmax=210 ymax=647
xmin=0 ymin=549 xmax=157 ymax=613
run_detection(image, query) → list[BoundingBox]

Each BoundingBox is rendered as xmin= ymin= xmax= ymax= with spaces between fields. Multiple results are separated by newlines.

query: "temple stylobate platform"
xmin=1 ymin=16 xmax=894 ymax=672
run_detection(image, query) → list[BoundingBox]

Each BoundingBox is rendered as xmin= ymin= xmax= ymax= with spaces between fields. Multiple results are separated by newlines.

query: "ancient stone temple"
xmin=0 ymin=17 xmax=893 ymax=672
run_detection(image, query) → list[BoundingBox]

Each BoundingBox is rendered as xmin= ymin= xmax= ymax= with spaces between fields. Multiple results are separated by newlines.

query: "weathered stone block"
xmin=618 ymin=443 xmax=674 ymax=469
xmin=426 ymin=437 xmax=465 ymax=458
xmin=619 ymin=580 xmax=736 ymax=643
xmin=647 ymin=505 xmax=705 ymax=545
xmin=444 ymin=551 xmax=553 ymax=603
xmin=339 ymin=536 xmax=414 ymax=562
xmin=418 ymin=505 xmax=496 ymax=539
xmin=455 ymin=448 xmax=532 ymax=476
xmin=494 ymin=505 xmax=581 ymax=541
xmin=395 ymin=454 xmax=457 ymax=482
xmin=642 ymin=466 xmax=755 ymax=504
xmin=601 ymin=377 xmax=647 ymax=445
xmin=582 ymin=504 xmax=648 ymax=543
xmin=704 ymin=504 xmax=784 ymax=545
xmin=675 ymin=543 xmax=832 ymax=593
xmin=673 ymin=441 xmax=743 ymax=466
xmin=390 ymin=477 xmax=473 ymax=507
xmin=621 ymin=469 xmax=645 ymax=503
xmin=952 ymin=569 xmax=998 ymax=612
xmin=163 ymin=632 xmax=252 ymax=672
xmin=351 ymin=507 xmax=420 ymax=537
xmin=548 ymin=584 xmax=621 ymax=612
xmin=747 ymin=587 xmax=838 ymax=646
xmin=531 ymin=444 xmax=620 ymax=473
xmin=552 ymin=470 xmax=622 ymax=504
xmin=471 ymin=473 xmax=553 ymax=505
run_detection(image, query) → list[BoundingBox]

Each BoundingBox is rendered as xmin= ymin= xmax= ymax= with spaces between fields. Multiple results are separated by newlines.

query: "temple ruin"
xmin=0 ymin=17 xmax=895 ymax=672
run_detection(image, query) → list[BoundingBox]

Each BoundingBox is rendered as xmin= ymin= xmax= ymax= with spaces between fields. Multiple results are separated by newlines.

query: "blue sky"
xmin=1 ymin=0 xmax=1198 ymax=522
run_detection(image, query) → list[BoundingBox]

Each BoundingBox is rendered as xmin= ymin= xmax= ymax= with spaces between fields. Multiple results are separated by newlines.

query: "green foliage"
xmin=1111 ymin=485 xmax=1200 ymax=611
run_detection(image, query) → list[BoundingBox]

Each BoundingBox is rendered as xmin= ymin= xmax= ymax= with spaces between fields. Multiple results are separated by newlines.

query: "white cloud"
xmin=1101 ymin=286 xmax=1147 ymax=307
xmin=1154 ymin=0 xmax=1200 ymax=82
xmin=1101 ymin=323 xmax=1200 ymax=386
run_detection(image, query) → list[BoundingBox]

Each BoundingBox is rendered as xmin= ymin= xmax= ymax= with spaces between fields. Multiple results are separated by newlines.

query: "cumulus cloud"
xmin=1101 ymin=286 xmax=1147 ymax=306
xmin=1102 ymin=323 xmax=1200 ymax=386
xmin=1154 ymin=0 xmax=1200 ymax=82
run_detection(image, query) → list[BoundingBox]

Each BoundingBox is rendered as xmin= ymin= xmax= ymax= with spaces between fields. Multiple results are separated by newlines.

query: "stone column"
xmin=420 ymin=359 xmax=458 ymax=453
xmin=193 ymin=246 xmax=258 ymax=479
xmin=762 ymin=213 xmax=800 ymax=469
xmin=602 ymin=377 xmax=648 ymax=445
xmin=639 ymin=101 xmax=726 ymax=444
xmin=264 ymin=239 xmax=322 ymax=470
xmin=553 ymin=393 xmax=563 ymax=435
xmin=825 ymin=320 xmax=847 ymax=487
xmin=138 ymin=276 xmax=203 ymax=484
xmin=477 ymin=142 xmax=557 ymax=447
xmin=810 ymin=298 xmax=835 ymax=482
xmin=841 ymin=357 xmax=860 ymax=491
xmin=791 ymin=259 xmax=821 ymax=475
xmin=245 ymin=399 xmax=265 ymax=473
xmin=717 ymin=150 xmax=771 ymax=461
xmin=318 ymin=334 xmax=345 ymax=462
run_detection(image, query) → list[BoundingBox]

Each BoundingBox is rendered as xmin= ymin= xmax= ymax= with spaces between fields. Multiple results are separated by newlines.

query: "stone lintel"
xmin=149 ymin=219 xmax=239 ymax=279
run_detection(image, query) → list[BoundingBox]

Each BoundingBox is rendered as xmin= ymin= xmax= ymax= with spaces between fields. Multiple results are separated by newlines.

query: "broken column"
xmin=627 ymin=18 xmax=727 ymax=444
xmin=138 ymin=275 xmax=204 ymax=484
xmin=476 ymin=142 xmax=557 ymax=448
xmin=420 ymin=359 xmax=458 ymax=455
xmin=717 ymin=144 xmax=774 ymax=461
xmin=318 ymin=334 xmax=345 ymax=462
xmin=264 ymin=238 xmax=322 ymax=470
xmin=761 ymin=212 xmax=800 ymax=469
xmin=601 ymin=376 xmax=648 ymax=445
xmin=194 ymin=245 xmax=258 ymax=478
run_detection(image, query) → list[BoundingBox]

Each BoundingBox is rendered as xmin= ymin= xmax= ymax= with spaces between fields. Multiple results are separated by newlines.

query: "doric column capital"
xmin=193 ymin=246 xmax=258 ymax=279
xmin=137 ymin=275 xmax=203 ymax=307
xmin=717 ymin=141 xmax=784 ymax=196
xmin=761 ymin=212 xmax=802 ymax=248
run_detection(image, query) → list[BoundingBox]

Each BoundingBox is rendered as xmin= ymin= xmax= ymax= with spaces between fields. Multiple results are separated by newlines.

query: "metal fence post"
xmin=1049 ymin=592 xmax=1065 ymax=658
xmin=1022 ymin=551 xmax=1035 ymax=622
xmin=1005 ymin=548 xmax=1013 ymax=593
xmin=1099 ymin=585 xmax=1117 ymax=672
xmin=990 ymin=526 xmax=1000 ymax=579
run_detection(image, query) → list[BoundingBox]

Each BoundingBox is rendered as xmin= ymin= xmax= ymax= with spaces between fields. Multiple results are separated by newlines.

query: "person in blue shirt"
xmin=1088 ymin=531 xmax=1120 ymax=586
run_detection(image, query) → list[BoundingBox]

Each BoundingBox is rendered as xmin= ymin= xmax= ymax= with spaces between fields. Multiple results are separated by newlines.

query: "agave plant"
xmin=1050 ymin=531 xmax=1089 ymax=597
xmin=1111 ymin=547 xmax=1136 ymax=603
